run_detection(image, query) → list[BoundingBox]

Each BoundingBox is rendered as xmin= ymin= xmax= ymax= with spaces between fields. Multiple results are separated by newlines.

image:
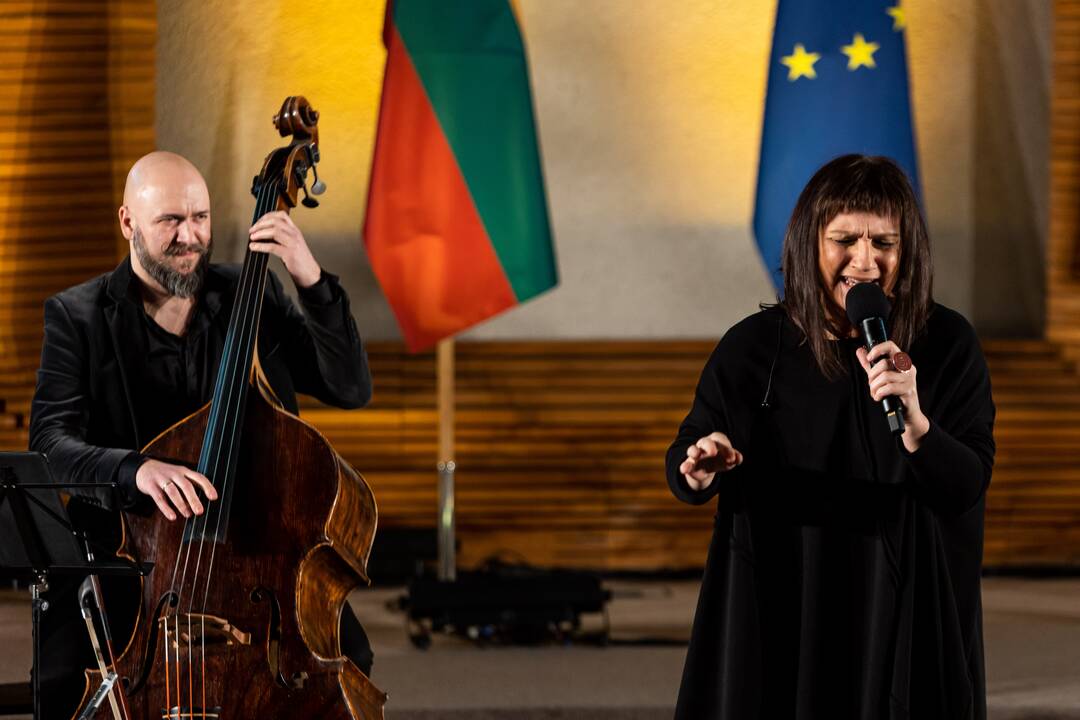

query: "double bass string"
xmin=179 ymin=182 xmax=270 ymax=611
xmin=196 ymin=183 xmax=275 ymax=607
xmin=166 ymin=202 xmax=242 ymax=714
xmin=160 ymin=251 xmax=248 ymax=713
xmin=161 ymin=177 xmax=276 ymax=715
xmin=201 ymin=177 xmax=275 ymax=709
xmin=163 ymin=229 xmax=242 ymax=714
xmin=192 ymin=185 xmax=274 ymax=715
xmin=179 ymin=175 xmax=276 ymax=713
xmin=203 ymin=177 xmax=270 ymax=711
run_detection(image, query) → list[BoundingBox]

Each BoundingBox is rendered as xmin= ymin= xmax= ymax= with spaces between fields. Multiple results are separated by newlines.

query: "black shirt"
xmin=138 ymin=307 xmax=206 ymax=440
xmin=114 ymin=267 xmax=338 ymax=504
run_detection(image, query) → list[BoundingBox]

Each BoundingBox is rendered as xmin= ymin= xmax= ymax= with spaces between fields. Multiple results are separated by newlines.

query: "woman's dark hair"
xmin=780 ymin=154 xmax=933 ymax=379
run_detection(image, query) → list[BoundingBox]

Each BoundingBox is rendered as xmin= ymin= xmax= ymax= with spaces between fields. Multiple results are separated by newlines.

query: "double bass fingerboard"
xmin=183 ymin=174 xmax=282 ymax=545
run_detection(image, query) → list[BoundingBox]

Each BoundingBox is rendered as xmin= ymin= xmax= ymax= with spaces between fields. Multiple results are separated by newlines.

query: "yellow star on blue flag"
xmin=841 ymin=33 xmax=880 ymax=70
xmin=886 ymin=5 xmax=906 ymax=31
xmin=781 ymin=44 xmax=821 ymax=80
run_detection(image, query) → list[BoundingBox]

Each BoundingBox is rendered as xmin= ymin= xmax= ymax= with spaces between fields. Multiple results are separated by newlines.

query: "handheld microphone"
xmin=845 ymin=282 xmax=906 ymax=435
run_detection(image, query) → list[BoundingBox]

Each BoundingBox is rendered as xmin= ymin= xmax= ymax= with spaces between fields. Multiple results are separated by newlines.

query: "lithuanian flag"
xmin=363 ymin=0 xmax=558 ymax=352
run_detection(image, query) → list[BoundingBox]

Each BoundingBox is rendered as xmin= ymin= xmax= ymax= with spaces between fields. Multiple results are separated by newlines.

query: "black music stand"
xmin=0 ymin=451 xmax=149 ymax=719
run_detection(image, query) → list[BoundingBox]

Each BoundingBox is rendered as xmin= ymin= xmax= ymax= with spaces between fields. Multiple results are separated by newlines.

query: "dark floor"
xmin=1 ymin=578 xmax=1078 ymax=719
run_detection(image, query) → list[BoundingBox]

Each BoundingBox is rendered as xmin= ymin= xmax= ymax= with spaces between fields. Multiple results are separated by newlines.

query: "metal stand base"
xmin=437 ymin=461 xmax=456 ymax=582
xmin=30 ymin=578 xmax=47 ymax=720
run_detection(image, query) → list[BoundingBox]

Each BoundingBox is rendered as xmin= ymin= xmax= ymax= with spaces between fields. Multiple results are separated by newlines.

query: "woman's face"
xmin=818 ymin=211 xmax=901 ymax=315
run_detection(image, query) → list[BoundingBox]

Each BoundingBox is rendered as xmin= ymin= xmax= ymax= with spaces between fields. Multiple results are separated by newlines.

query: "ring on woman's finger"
xmin=890 ymin=351 xmax=913 ymax=373
xmin=161 ymin=480 xmax=174 ymax=491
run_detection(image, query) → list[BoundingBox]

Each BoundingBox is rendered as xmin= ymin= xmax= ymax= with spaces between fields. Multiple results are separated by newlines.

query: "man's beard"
xmin=132 ymin=226 xmax=212 ymax=299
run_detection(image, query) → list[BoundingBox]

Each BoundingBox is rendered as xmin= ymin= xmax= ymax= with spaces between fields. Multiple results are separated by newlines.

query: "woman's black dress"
xmin=666 ymin=304 xmax=995 ymax=720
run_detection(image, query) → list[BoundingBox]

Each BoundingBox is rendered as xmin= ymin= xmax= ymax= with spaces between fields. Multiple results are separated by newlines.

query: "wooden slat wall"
xmin=1051 ymin=0 xmax=1080 ymax=363
xmin=982 ymin=339 xmax=1080 ymax=564
xmin=301 ymin=342 xmax=716 ymax=571
xmin=3 ymin=336 xmax=1079 ymax=570
xmin=0 ymin=0 xmax=154 ymax=379
xmin=286 ymin=339 xmax=1080 ymax=571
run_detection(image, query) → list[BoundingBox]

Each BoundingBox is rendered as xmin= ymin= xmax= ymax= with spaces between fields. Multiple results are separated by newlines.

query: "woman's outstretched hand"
xmin=680 ymin=432 xmax=744 ymax=491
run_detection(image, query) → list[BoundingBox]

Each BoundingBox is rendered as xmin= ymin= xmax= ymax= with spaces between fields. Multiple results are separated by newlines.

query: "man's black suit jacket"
xmin=30 ymin=255 xmax=372 ymax=511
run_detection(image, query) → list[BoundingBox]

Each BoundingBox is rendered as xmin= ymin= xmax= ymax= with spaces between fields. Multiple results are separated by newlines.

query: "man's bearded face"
xmin=131 ymin=224 xmax=212 ymax=299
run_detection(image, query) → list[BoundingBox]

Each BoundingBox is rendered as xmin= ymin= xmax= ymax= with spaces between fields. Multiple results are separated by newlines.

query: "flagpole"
xmin=436 ymin=337 xmax=456 ymax=581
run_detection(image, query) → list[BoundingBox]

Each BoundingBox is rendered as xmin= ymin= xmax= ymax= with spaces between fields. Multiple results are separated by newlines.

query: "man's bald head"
xmin=123 ymin=151 xmax=208 ymax=209
xmin=119 ymin=151 xmax=213 ymax=298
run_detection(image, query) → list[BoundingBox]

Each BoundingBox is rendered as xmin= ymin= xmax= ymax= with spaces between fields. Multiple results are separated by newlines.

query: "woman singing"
xmin=667 ymin=154 xmax=995 ymax=719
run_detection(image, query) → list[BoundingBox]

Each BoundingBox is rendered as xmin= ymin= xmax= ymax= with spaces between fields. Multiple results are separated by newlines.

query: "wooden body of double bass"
xmin=75 ymin=382 xmax=387 ymax=719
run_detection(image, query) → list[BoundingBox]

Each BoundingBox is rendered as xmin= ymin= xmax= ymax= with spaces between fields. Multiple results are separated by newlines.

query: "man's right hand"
xmin=679 ymin=432 xmax=743 ymax=491
xmin=135 ymin=459 xmax=218 ymax=521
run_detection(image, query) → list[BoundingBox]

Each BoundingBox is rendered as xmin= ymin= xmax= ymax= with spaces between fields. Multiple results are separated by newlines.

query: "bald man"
xmin=28 ymin=152 xmax=374 ymax=718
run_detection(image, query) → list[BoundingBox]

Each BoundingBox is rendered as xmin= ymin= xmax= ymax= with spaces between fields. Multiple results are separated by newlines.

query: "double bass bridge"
xmin=159 ymin=613 xmax=252 ymax=651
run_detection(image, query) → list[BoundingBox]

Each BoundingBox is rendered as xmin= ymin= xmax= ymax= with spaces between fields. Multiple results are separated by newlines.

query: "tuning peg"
xmin=302 ymin=144 xmax=326 ymax=195
xmin=300 ymin=185 xmax=319 ymax=209
xmin=310 ymin=164 xmax=326 ymax=196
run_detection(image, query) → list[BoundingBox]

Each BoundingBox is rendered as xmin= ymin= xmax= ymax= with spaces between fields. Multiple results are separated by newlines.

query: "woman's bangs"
xmin=817 ymin=176 xmax=904 ymax=230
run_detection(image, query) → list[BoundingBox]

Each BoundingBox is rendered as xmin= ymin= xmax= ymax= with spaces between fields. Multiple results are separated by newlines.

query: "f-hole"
xmin=250 ymin=586 xmax=306 ymax=688
xmin=130 ymin=591 xmax=178 ymax=694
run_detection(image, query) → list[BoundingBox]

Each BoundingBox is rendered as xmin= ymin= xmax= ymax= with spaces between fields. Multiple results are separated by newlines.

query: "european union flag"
xmin=752 ymin=0 xmax=920 ymax=291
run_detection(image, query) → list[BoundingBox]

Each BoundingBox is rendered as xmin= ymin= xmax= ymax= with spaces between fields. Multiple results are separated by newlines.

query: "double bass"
xmin=74 ymin=97 xmax=387 ymax=719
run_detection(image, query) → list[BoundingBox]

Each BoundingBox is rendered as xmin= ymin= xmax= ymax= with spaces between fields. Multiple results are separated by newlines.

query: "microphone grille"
xmin=845 ymin=282 xmax=892 ymax=324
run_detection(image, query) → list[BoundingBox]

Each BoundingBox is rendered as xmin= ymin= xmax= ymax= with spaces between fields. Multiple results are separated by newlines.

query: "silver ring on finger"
xmin=161 ymin=480 xmax=174 ymax=491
